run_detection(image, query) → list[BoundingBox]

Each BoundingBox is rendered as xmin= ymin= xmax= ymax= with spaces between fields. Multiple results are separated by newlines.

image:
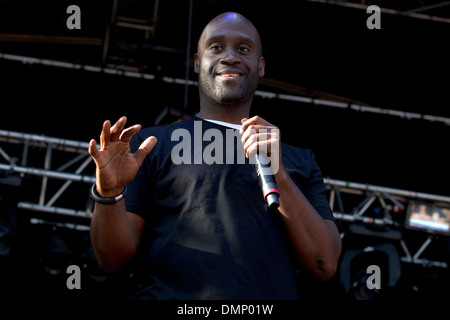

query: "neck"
xmin=197 ymin=97 xmax=251 ymax=125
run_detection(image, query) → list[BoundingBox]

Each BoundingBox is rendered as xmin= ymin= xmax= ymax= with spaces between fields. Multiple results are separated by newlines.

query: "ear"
xmin=194 ymin=53 xmax=200 ymax=74
xmin=259 ymin=57 xmax=265 ymax=77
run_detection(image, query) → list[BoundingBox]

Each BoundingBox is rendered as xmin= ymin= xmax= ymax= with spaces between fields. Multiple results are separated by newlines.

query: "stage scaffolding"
xmin=0 ymin=129 xmax=96 ymax=227
xmin=102 ymin=0 xmax=161 ymax=67
xmin=0 ymin=128 xmax=449 ymax=269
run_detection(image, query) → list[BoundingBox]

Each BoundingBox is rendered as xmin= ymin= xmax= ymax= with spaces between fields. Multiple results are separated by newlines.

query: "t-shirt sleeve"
xmin=304 ymin=150 xmax=335 ymax=222
xmin=285 ymin=147 xmax=335 ymax=223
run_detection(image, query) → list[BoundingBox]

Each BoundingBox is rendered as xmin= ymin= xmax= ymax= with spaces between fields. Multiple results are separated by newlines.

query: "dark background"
xmin=1 ymin=0 xmax=449 ymax=194
xmin=0 ymin=0 xmax=449 ymax=302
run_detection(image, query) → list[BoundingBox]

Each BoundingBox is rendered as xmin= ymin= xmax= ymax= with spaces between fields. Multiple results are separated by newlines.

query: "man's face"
xmin=195 ymin=13 xmax=265 ymax=107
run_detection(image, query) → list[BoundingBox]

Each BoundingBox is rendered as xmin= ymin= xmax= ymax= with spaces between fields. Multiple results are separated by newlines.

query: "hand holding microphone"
xmin=240 ymin=116 xmax=282 ymax=211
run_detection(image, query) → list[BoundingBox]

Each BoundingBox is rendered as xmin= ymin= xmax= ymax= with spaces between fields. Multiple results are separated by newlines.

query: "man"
xmin=88 ymin=12 xmax=341 ymax=299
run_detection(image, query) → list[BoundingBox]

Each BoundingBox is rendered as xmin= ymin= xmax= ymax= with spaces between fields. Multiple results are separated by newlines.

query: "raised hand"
xmin=88 ymin=116 xmax=157 ymax=197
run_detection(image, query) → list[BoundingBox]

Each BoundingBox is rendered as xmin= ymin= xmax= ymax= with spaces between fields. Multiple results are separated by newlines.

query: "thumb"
xmin=134 ymin=136 xmax=157 ymax=166
xmin=88 ymin=139 xmax=99 ymax=158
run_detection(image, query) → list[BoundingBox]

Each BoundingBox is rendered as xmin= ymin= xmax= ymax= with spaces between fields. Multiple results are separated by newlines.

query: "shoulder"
xmin=281 ymin=143 xmax=324 ymax=180
xmin=281 ymin=143 xmax=315 ymax=166
xmin=128 ymin=118 xmax=196 ymax=155
xmin=137 ymin=117 xmax=196 ymax=140
xmin=282 ymin=143 xmax=313 ymax=158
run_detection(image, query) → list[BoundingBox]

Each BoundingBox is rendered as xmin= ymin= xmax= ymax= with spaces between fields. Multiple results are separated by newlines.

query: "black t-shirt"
xmin=125 ymin=116 xmax=334 ymax=299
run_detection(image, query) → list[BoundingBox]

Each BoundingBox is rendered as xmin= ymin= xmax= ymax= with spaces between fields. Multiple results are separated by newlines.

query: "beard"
xmin=198 ymin=66 xmax=259 ymax=108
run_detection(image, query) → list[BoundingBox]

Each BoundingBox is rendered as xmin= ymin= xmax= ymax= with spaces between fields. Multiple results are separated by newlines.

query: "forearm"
xmin=88 ymin=117 xmax=156 ymax=273
xmin=275 ymin=169 xmax=341 ymax=281
xmin=90 ymin=201 xmax=140 ymax=273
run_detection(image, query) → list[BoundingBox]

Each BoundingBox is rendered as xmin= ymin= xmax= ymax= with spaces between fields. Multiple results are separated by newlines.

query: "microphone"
xmin=254 ymin=153 xmax=280 ymax=210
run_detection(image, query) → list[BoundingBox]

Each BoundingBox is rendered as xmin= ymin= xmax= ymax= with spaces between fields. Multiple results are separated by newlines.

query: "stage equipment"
xmin=2 ymin=53 xmax=450 ymax=126
xmin=1 ymin=129 xmax=450 ymax=298
xmin=405 ymin=201 xmax=450 ymax=236
xmin=0 ymin=129 xmax=95 ymax=225
xmin=40 ymin=233 xmax=70 ymax=276
xmin=0 ymin=219 xmax=11 ymax=258
xmin=326 ymin=178 xmax=450 ymax=269
xmin=102 ymin=0 xmax=160 ymax=66
xmin=339 ymin=243 xmax=401 ymax=300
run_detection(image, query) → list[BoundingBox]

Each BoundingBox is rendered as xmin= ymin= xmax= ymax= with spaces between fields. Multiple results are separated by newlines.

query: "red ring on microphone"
xmin=264 ymin=188 xmax=280 ymax=202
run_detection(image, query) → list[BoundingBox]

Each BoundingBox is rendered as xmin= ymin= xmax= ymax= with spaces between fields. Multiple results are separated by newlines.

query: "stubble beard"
xmin=198 ymin=67 xmax=258 ymax=109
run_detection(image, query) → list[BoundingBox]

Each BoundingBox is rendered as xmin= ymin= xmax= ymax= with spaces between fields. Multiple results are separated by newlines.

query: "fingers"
xmin=119 ymin=124 xmax=142 ymax=143
xmin=243 ymin=132 xmax=275 ymax=156
xmin=240 ymin=115 xmax=280 ymax=159
xmin=245 ymin=139 xmax=273 ymax=159
xmin=88 ymin=139 xmax=103 ymax=169
xmin=134 ymin=136 xmax=158 ymax=167
xmin=100 ymin=120 xmax=111 ymax=149
xmin=109 ymin=116 xmax=127 ymax=142
xmin=99 ymin=116 xmax=135 ymax=149
xmin=239 ymin=115 xmax=272 ymax=134
xmin=88 ymin=139 xmax=98 ymax=158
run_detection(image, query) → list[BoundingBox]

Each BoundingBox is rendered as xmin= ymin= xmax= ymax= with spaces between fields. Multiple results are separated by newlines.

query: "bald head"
xmin=194 ymin=11 xmax=265 ymax=118
xmin=197 ymin=12 xmax=263 ymax=57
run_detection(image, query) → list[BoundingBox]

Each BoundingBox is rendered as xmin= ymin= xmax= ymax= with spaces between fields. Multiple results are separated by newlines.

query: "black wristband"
xmin=90 ymin=184 xmax=127 ymax=205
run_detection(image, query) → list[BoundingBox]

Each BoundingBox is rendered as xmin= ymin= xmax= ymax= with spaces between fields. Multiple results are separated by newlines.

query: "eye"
xmin=209 ymin=44 xmax=223 ymax=52
xmin=238 ymin=46 xmax=250 ymax=54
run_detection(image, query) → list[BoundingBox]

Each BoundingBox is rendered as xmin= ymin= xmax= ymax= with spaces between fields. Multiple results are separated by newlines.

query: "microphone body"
xmin=254 ymin=154 xmax=280 ymax=210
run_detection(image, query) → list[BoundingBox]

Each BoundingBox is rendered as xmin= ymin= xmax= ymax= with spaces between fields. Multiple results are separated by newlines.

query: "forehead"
xmin=199 ymin=13 xmax=261 ymax=50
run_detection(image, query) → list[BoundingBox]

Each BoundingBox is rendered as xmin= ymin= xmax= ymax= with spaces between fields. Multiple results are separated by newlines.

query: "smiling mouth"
xmin=217 ymin=73 xmax=242 ymax=79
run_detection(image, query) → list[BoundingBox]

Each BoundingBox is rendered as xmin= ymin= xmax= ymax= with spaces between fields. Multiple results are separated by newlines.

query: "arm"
xmin=273 ymin=169 xmax=341 ymax=281
xmin=241 ymin=116 xmax=341 ymax=281
xmin=88 ymin=116 xmax=157 ymax=273
xmin=90 ymin=203 xmax=145 ymax=274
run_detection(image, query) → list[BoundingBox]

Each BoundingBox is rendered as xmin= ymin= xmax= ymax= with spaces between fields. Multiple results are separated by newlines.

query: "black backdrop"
xmin=0 ymin=0 xmax=449 ymax=302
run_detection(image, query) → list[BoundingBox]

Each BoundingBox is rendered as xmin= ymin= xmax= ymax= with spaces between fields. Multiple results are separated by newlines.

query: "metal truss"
xmin=102 ymin=0 xmax=161 ymax=67
xmin=4 ymin=52 xmax=450 ymax=127
xmin=326 ymin=178 xmax=450 ymax=268
xmin=306 ymin=0 xmax=450 ymax=24
xmin=0 ymin=129 xmax=96 ymax=228
xmin=1 ymin=128 xmax=449 ymax=269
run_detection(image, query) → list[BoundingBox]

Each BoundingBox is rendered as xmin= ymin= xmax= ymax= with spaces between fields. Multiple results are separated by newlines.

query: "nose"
xmin=220 ymin=51 xmax=241 ymax=65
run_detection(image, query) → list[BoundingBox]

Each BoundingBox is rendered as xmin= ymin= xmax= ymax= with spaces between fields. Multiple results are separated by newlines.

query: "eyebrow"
xmin=205 ymin=34 xmax=256 ymax=47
